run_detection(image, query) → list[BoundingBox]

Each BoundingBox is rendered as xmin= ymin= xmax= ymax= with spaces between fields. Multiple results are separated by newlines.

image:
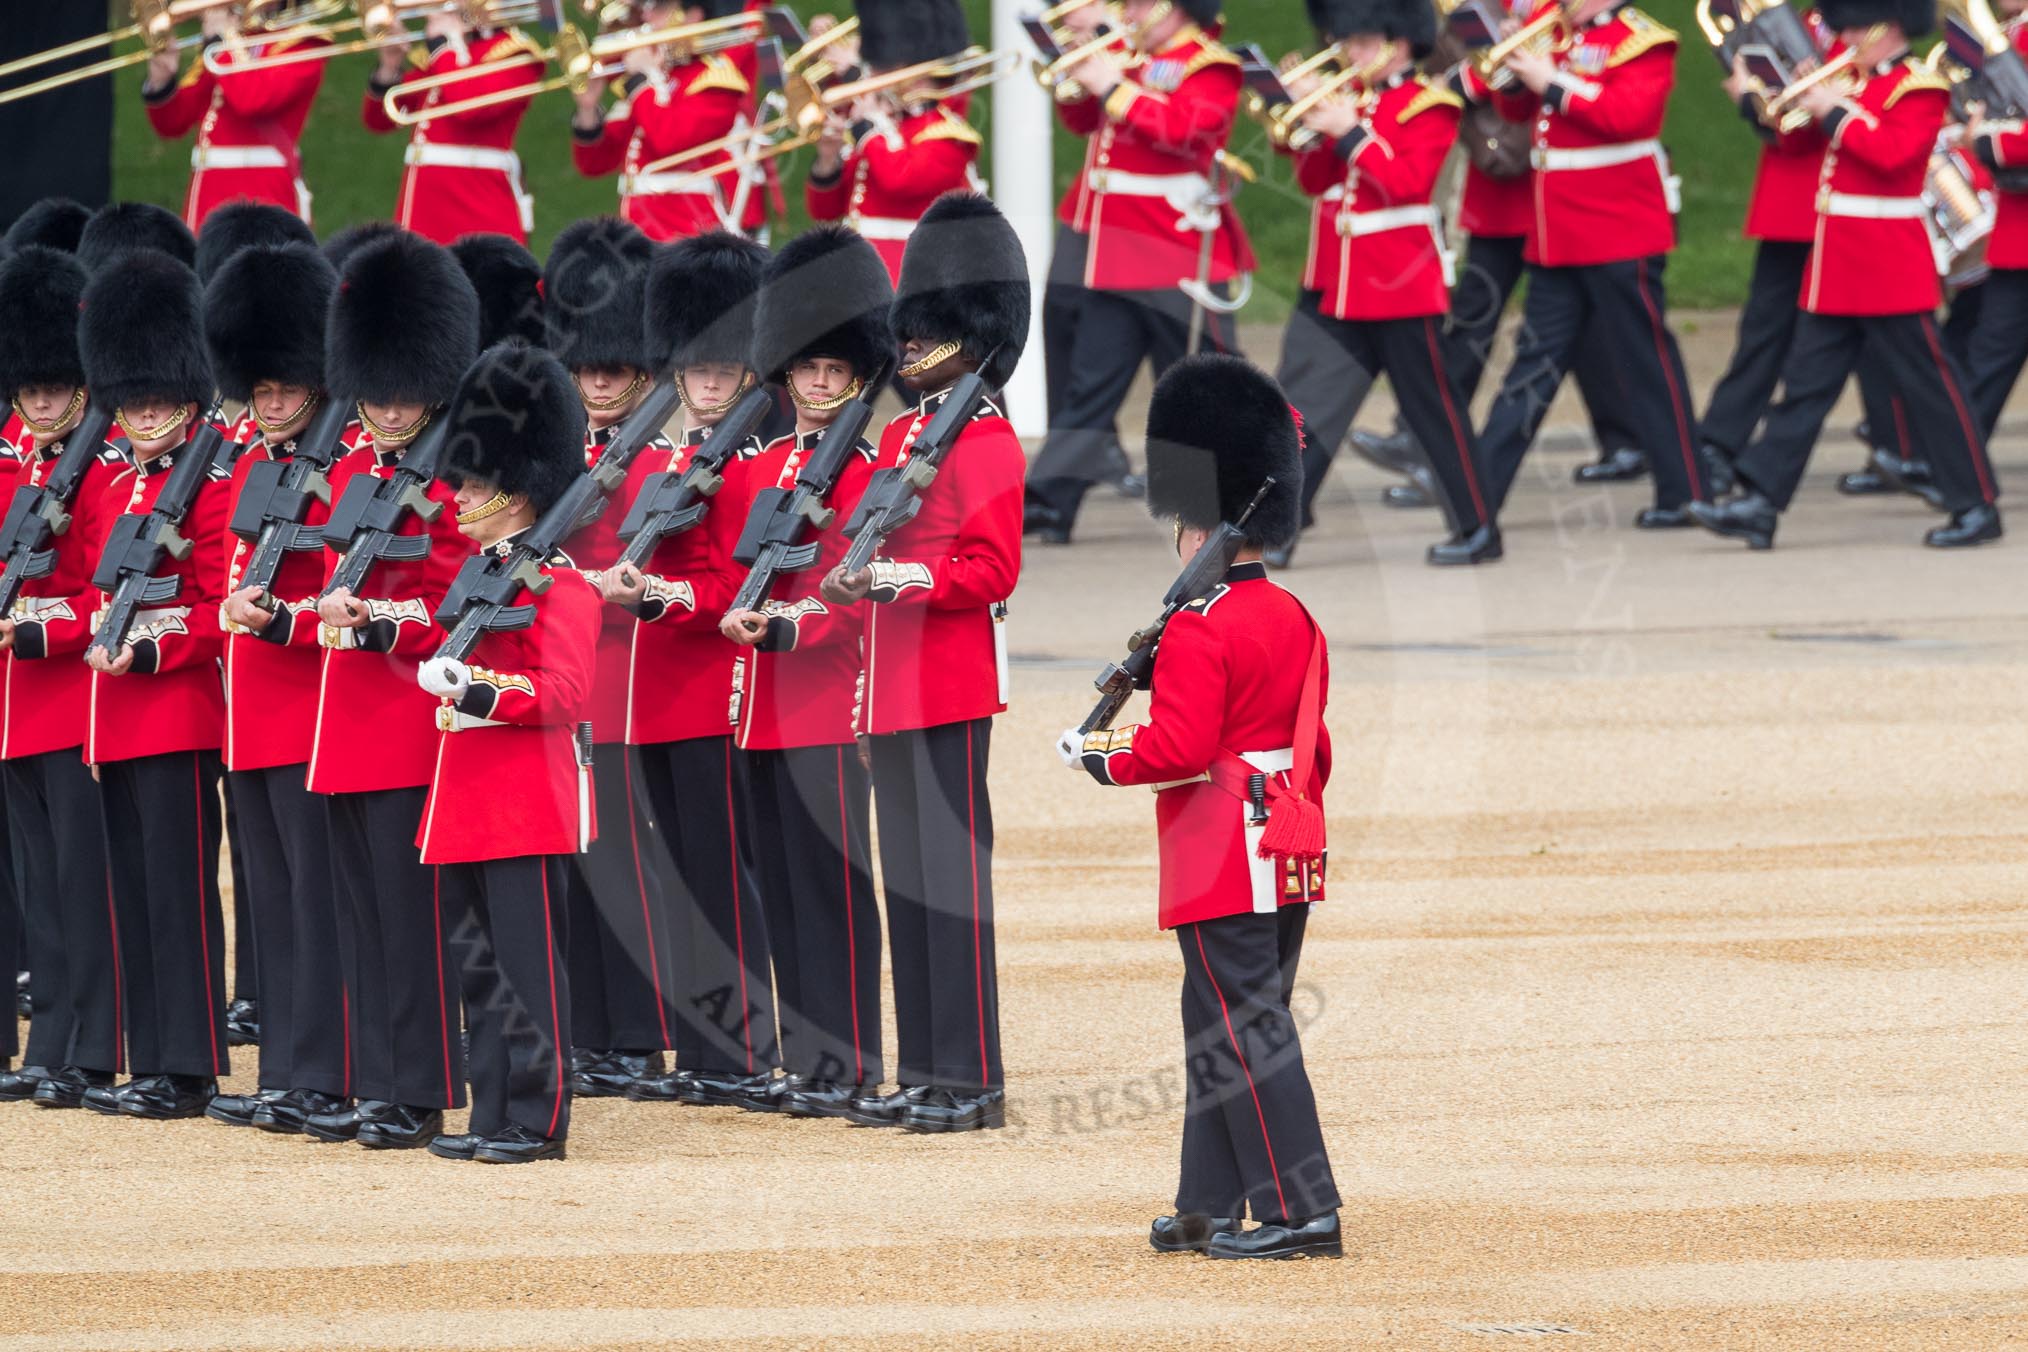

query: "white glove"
xmin=418 ymin=656 xmax=471 ymax=699
xmin=1055 ymin=726 xmax=1085 ymax=770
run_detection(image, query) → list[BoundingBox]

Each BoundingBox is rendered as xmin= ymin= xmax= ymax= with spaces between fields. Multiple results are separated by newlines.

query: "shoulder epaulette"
xmin=916 ymin=109 xmax=982 ymax=146
xmin=500 ymin=28 xmax=547 ymax=61
xmin=264 ymin=35 xmax=320 ymax=58
xmin=691 ymin=53 xmax=751 ymax=97
xmin=178 ymin=57 xmax=206 ymax=90
xmin=1183 ymin=583 xmax=1232 ymax=614
xmin=1886 ymin=60 xmax=1953 ymax=106
xmin=1180 ymin=39 xmax=1241 ymax=81
xmin=1607 ymin=9 xmax=1678 ymax=66
xmin=1400 ymin=81 xmax=1464 ymax=122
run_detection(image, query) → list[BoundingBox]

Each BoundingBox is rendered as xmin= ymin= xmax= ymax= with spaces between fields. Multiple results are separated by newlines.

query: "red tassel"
xmin=1258 ymin=793 xmax=1325 ymax=864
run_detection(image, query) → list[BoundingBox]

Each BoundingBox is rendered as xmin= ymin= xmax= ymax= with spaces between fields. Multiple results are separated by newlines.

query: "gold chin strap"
xmin=896 ymin=341 xmax=963 ymax=380
xmin=114 ymin=404 xmax=192 ymax=444
xmin=253 ymin=391 xmax=320 ymax=441
xmin=456 ymin=491 xmax=512 ymax=526
xmin=12 ymin=388 xmax=85 ymax=437
xmin=356 ymin=402 xmax=432 ymax=445
xmin=576 ymin=369 xmax=648 ymax=415
xmin=676 ymin=369 xmax=755 ymax=417
xmin=787 ymin=376 xmax=865 ymax=412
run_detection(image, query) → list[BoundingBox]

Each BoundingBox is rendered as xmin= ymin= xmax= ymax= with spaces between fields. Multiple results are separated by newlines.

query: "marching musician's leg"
xmin=1379 ymin=316 xmax=1490 ymax=554
xmin=1044 ymin=224 xmax=1094 ymax=430
xmin=1475 ymin=263 xmax=1589 ymax=519
xmin=1025 ymin=290 xmax=1153 ymax=544
xmin=1570 ymin=327 xmax=1650 ymax=484
xmin=1963 ymin=267 xmax=2028 ymax=442
xmin=1274 ymin=293 xmax=1378 ymax=566
xmin=1850 ymin=342 xmax=1913 ymax=493
xmin=1579 ymin=257 xmax=1704 ymax=519
xmin=1444 ymin=233 xmax=1527 ymax=404
xmin=1875 ymin=313 xmax=2004 ymax=548
xmin=1700 ymin=240 xmax=1811 ymax=482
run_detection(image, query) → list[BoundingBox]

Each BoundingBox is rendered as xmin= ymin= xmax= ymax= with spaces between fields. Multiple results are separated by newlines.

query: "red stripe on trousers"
xmin=1424 ymin=316 xmax=1486 ymax=522
xmin=1192 ymin=926 xmax=1290 ymax=1223
xmin=433 ymin=865 xmax=453 ymax=1103
xmin=966 ymin=724 xmax=987 ymax=1085
xmin=105 ymin=861 xmax=124 ymax=1074
xmin=1920 ymin=313 xmax=1997 ymax=503
xmin=541 ymin=862 xmax=565 ymax=1138
xmin=725 ymin=742 xmax=753 ymax=1073
xmin=1636 ymin=258 xmax=1701 ymax=497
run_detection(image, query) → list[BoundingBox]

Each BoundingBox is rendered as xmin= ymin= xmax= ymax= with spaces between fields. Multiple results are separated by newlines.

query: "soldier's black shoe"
xmin=121 ymin=1075 xmax=218 ymax=1120
xmin=0 ymin=1065 xmax=53 ymax=1101
xmin=1112 ymin=472 xmax=1146 ymax=499
xmin=474 ymin=1124 xmax=566 ymax=1163
xmin=1836 ymin=468 xmax=1890 ymax=495
xmin=733 ymin=1072 xmax=801 ymax=1113
xmin=1349 ymin=425 xmax=1420 ymax=476
xmin=901 ymin=1087 xmax=1006 ymax=1133
xmin=1149 ymin=1213 xmax=1242 ymax=1253
xmin=225 ymin=999 xmax=260 ymax=1047
xmin=1868 ymin=448 xmax=1947 ymax=510
xmin=1634 ymin=506 xmax=1694 ymax=529
xmin=569 ymin=1047 xmax=597 ymax=1076
xmin=1687 ymin=493 xmax=1777 ymax=550
xmin=305 ymin=1097 xmax=392 ymax=1143
xmin=427 ymin=1131 xmax=485 ymax=1161
xmin=1023 ymin=501 xmax=1072 ymax=545
xmin=31 ymin=1066 xmax=113 ymax=1109
xmin=781 ymin=1080 xmax=861 ymax=1119
xmin=357 ymin=1103 xmax=444 ymax=1150
xmin=83 ymin=1076 xmax=159 ymax=1115
xmin=1574 ymin=447 xmax=1648 ymax=483
xmin=1700 ymin=444 xmax=1738 ymax=498
xmin=844 ymin=1084 xmax=931 ymax=1127
xmin=1205 ymin=1212 xmax=1344 ymax=1260
xmin=684 ymin=1069 xmax=776 ymax=1107
xmin=1381 ymin=482 xmax=1435 ymax=510
xmin=573 ymin=1050 xmax=664 ymax=1098
xmin=1426 ymin=525 xmax=1502 ymax=567
xmin=1924 ymin=503 xmax=2003 ymax=548
xmin=206 ymin=1088 xmax=287 ymax=1127
xmin=252 ymin=1088 xmax=347 ymax=1135
xmin=623 ymin=1069 xmax=697 ymax=1103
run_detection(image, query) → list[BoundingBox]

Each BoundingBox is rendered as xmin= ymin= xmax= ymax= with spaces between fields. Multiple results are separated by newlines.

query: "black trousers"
xmin=566 ymin=742 xmax=674 ymax=1055
xmin=870 ymin=720 xmax=1002 ymax=1093
xmin=227 ymin=764 xmax=345 ymax=1097
xmin=444 ymin=853 xmax=572 ymax=1140
xmin=1028 ymin=285 xmax=1241 ymax=528
xmin=746 ymin=742 xmax=879 ymax=1087
xmin=639 ymin=735 xmax=777 ymax=1076
xmin=1175 ymin=905 xmax=1339 ymax=1225
xmin=1859 ymin=282 xmax=1985 ymax=460
xmin=6 ymin=749 xmax=114 ymax=1072
xmin=1960 ymin=269 xmax=2028 ymax=442
xmin=98 ymin=750 xmax=228 ymax=1079
xmin=1277 ymin=295 xmax=1489 ymax=535
xmin=224 ymin=779 xmax=256 ymax=1005
xmin=326 ymin=786 xmax=464 ymax=1108
xmin=1738 ymin=310 xmax=2000 ymax=514
xmin=1043 ymin=225 xmax=1138 ymax=486
xmin=1700 ymin=239 xmax=1811 ymax=458
xmin=1478 ymin=256 xmax=1704 ymax=514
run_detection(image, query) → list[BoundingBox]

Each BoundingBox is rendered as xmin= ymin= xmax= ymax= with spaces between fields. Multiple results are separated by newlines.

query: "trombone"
xmin=0 ymin=0 xmax=341 ymax=84
xmin=196 ymin=0 xmax=559 ymax=75
xmin=1474 ymin=5 xmax=1571 ymax=77
xmin=1267 ymin=49 xmax=1392 ymax=152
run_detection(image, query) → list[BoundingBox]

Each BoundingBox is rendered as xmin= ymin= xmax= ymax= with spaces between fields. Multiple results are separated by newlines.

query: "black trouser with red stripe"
xmin=1859 ymin=281 xmax=1984 ymax=460
xmin=1701 ymin=240 xmax=1811 ymax=460
xmin=565 ymin=742 xmax=674 ymax=1056
xmin=1277 ymin=293 xmax=1488 ymax=536
xmin=5 ymin=748 xmax=116 ymax=1073
xmin=639 ymin=735 xmax=777 ymax=1077
xmin=223 ymin=784 xmax=256 ymax=1008
xmin=1175 ymin=905 xmax=1338 ymax=1225
xmin=443 ymin=853 xmax=572 ymax=1141
xmin=227 ymin=764 xmax=345 ymax=1097
xmin=1477 ymin=256 xmax=1704 ymax=515
xmin=870 ymin=719 xmax=1001 ymax=1094
xmin=1738 ymin=310 xmax=2000 ymax=514
xmin=98 ymin=750 xmax=228 ymax=1080
xmin=746 ymin=742 xmax=879 ymax=1088
xmin=326 ymin=786 xmax=464 ymax=1109
xmin=1961 ymin=268 xmax=2028 ymax=442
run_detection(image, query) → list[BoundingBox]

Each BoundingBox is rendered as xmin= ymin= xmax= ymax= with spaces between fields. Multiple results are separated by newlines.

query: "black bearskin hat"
xmin=891 ymin=193 xmax=1029 ymax=390
xmin=1144 ymin=354 xmax=1302 ymax=548
xmin=646 ymin=230 xmax=770 ymax=373
xmin=327 ymin=233 xmax=480 ymax=407
xmin=1175 ymin=0 xmax=1224 ymax=26
xmin=1312 ymin=0 xmax=1436 ymax=54
xmin=77 ymin=202 xmax=197 ymax=273
xmin=440 ymin=341 xmax=587 ymax=516
xmin=1819 ymin=0 xmax=1925 ymax=31
xmin=750 ymin=225 xmax=895 ymax=383
xmin=80 ymin=251 xmax=214 ymax=413
xmin=3 ymin=199 xmax=91 ymax=258
xmin=194 ymin=201 xmax=315 ymax=284
xmin=544 ymin=216 xmax=654 ymax=372
xmin=0 ymin=246 xmax=88 ymax=404
xmin=452 ymin=232 xmax=547 ymax=350
xmin=689 ymin=0 xmax=748 ymax=17
xmin=858 ymin=0 xmax=969 ymax=68
xmin=321 ymin=219 xmax=405 ymax=274
xmin=205 ymin=243 xmax=336 ymax=403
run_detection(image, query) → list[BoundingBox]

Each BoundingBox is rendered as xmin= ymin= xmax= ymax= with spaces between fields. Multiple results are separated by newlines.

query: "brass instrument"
xmin=1266 ymin=49 xmax=1392 ymax=152
xmin=1934 ymin=0 xmax=2028 ymax=117
xmin=1759 ymin=43 xmax=1859 ymax=131
xmin=0 ymin=1 xmax=345 ymax=103
xmin=193 ymin=0 xmax=560 ymax=75
xmin=1926 ymin=145 xmax=1994 ymax=280
xmin=1475 ymin=6 xmax=1570 ymax=76
xmin=1036 ymin=26 xmax=1132 ymax=90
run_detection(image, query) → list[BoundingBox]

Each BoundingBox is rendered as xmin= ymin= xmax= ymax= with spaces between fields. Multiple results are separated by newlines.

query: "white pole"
xmin=990 ymin=0 xmax=1053 ymax=441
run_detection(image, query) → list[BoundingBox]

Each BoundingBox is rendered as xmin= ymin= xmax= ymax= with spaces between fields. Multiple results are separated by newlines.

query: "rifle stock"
xmin=613 ymin=385 xmax=774 ymax=572
xmin=0 ymin=401 xmax=115 ymax=615
xmin=88 ymin=401 xmax=232 ymax=658
xmin=838 ymin=373 xmax=990 ymax=578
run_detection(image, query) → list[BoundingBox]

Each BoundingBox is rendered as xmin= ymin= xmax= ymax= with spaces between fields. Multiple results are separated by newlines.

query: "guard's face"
xmin=680 ymin=361 xmax=748 ymax=417
xmin=452 ymin=476 xmax=529 ymax=545
xmin=789 ymin=356 xmax=858 ymax=427
xmin=361 ymin=399 xmax=427 ymax=442
xmin=14 ymin=383 xmax=83 ymax=437
xmin=897 ymin=337 xmax=971 ymax=394
xmin=251 ymin=381 xmax=316 ymax=437
xmin=120 ymin=398 xmax=195 ymax=457
xmin=575 ymin=364 xmax=646 ymax=427
xmin=1339 ymin=33 xmax=1389 ymax=66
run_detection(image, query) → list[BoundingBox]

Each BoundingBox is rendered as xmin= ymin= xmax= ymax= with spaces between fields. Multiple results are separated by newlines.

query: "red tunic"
xmin=1970 ymin=25 xmax=2028 ymax=270
xmin=561 ymin=423 xmax=667 ymax=746
xmin=417 ymin=556 xmax=600 ymax=865
xmin=1076 ymin=564 xmax=1330 ymax=930
xmin=572 ymin=51 xmax=764 ymax=241
xmin=856 ymin=391 xmax=1022 ymax=736
xmin=1055 ymin=24 xmax=1256 ymax=291
xmin=1741 ymin=17 xmax=1836 ymax=244
xmin=143 ymin=32 xmax=326 ymax=229
xmin=806 ymin=103 xmax=982 ymax=283
xmin=362 ymin=30 xmax=540 ymax=244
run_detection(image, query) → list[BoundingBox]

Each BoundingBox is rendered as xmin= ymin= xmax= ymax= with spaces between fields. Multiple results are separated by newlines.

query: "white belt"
xmin=623 ymin=170 xmax=722 ymax=197
xmin=1153 ymin=746 xmax=1295 ymax=795
xmin=1532 ymin=138 xmax=1661 ymax=172
xmin=405 ymin=142 xmax=522 ymax=175
xmin=1086 ymin=168 xmax=1219 ymax=231
xmin=436 ymin=707 xmax=505 ymax=733
xmin=192 ymin=145 xmax=287 ymax=172
xmin=1318 ymin=185 xmax=1346 ymax=203
xmin=851 ymin=215 xmax=917 ymax=242
xmin=1821 ymin=192 xmax=1930 ymax=220
xmin=1335 ymin=204 xmax=1442 ymax=239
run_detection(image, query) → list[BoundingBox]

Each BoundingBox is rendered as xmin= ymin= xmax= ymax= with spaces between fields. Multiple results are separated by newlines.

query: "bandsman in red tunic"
xmin=1058 ymin=355 xmax=1341 ymax=1260
xmin=417 ymin=342 xmax=600 ymax=1164
xmin=1690 ymin=0 xmax=2003 ymax=549
xmin=608 ymin=231 xmax=780 ymax=1109
xmin=1959 ymin=2 xmax=2028 ymax=442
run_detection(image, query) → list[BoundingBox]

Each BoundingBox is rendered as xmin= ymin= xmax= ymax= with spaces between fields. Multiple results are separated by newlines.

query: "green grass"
xmin=108 ymin=0 xmax=1761 ymax=317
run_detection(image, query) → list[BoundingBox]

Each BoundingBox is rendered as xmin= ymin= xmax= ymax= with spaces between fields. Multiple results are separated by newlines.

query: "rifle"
xmin=0 ymin=401 xmax=115 ymax=616
xmin=837 ymin=373 xmax=990 ymax=577
xmin=87 ymin=400 xmax=233 ymax=660
xmin=319 ymin=412 xmax=452 ymax=600
xmin=612 ymin=385 xmax=774 ymax=572
xmin=430 ymin=379 xmax=685 ymax=663
xmin=226 ymin=398 xmax=354 ymax=610
xmin=723 ymin=364 xmax=890 ymax=618
xmin=1077 ymin=479 xmax=1273 ymax=736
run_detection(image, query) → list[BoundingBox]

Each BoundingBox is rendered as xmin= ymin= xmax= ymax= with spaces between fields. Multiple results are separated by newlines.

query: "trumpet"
xmin=1036 ymin=26 xmax=1132 ymax=90
xmin=1475 ymin=6 xmax=1570 ymax=76
xmin=1760 ymin=43 xmax=1860 ymax=131
xmin=1269 ymin=50 xmax=1393 ymax=152
xmin=0 ymin=0 xmax=341 ymax=84
xmin=196 ymin=0 xmax=559 ymax=76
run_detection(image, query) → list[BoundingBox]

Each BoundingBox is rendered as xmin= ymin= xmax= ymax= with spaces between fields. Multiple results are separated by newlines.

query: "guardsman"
xmin=1959 ymin=0 xmax=2028 ymax=444
xmin=193 ymin=200 xmax=318 ymax=286
xmin=364 ymin=11 xmax=543 ymax=244
xmin=76 ymin=202 xmax=198 ymax=275
xmin=719 ymin=226 xmax=891 ymax=1118
xmin=0 ymin=202 xmax=91 ymax=458
xmin=1690 ymin=0 xmax=2003 ymax=549
xmin=451 ymin=232 xmax=548 ymax=350
xmin=572 ymin=1 xmax=769 ymax=241
xmin=265 ymin=234 xmax=480 ymax=1147
xmin=141 ymin=3 xmax=329 ymax=230
xmin=75 ymin=251 xmax=237 ymax=1121
xmin=418 ymin=341 xmax=600 ymax=1165
xmin=816 ymin=193 xmax=1024 ymax=1133
xmin=1024 ymin=0 xmax=1255 ymax=544
xmin=611 ymin=231 xmax=780 ymax=1109
xmin=1057 ymin=354 xmax=1341 ymax=1260
xmin=0 ymin=246 xmax=122 ymax=1109
xmin=1463 ymin=0 xmax=1706 ymax=562
xmin=806 ymin=0 xmax=983 ymax=284
xmin=208 ymin=242 xmax=359 ymax=1132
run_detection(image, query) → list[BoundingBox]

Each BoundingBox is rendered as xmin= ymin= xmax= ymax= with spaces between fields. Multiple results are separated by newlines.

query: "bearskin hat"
xmin=646 ymin=231 xmax=770 ymax=373
xmin=321 ymin=219 xmax=405 ymax=274
xmin=0 ymin=247 xmax=89 ymax=404
xmin=451 ymin=232 xmax=547 ymax=350
xmin=544 ymin=217 xmax=654 ymax=372
xmin=750 ymin=225 xmax=895 ymax=383
xmin=858 ymin=0 xmax=969 ymax=68
xmin=689 ymin=0 xmax=749 ymax=17
xmin=1175 ymin=0 xmax=1224 ymax=26
xmin=1312 ymin=0 xmax=1436 ymax=54
xmin=80 ymin=251 xmax=214 ymax=414
xmin=204 ymin=243 xmax=336 ymax=403
xmin=327 ymin=233 xmax=480 ymax=407
xmin=3 ymin=199 xmax=91 ymax=258
xmin=440 ymin=341 xmax=588 ymax=517
xmin=194 ymin=202 xmax=316 ymax=284
xmin=891 ymin=193 xmax=1029 ymax=390
xmin=1144 ymin=354 xmax=1302 ymax=548
xmin=1818 ymin=0 xmax=1925 ymax=31
xmin=77 ymin=202 xmax=197 ymax=273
